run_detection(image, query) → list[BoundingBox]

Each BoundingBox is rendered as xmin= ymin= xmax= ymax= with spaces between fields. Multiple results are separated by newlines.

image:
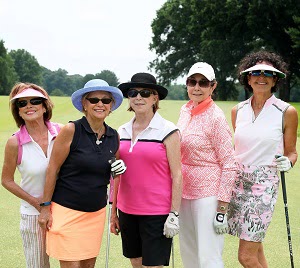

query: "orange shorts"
xmin=46 ymin=202 xmax=106 ymax=261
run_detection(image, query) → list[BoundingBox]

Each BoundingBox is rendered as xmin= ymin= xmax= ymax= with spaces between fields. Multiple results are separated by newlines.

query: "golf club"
xmin=171 ymin=240 xmax=175 ymax=268
xmin=105 ymin=178 xmax=114 ymax=268
xmin=276 ymin=155 xmax=294 ymax=268
xmin=279 ymin=170 xmax=294 ymax=268
xmin=106 ymin=156 xmax=116 ymax=268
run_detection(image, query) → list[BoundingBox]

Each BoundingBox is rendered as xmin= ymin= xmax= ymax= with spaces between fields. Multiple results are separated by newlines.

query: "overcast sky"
xmin=0 ymin=0 xmax=175 ymax=83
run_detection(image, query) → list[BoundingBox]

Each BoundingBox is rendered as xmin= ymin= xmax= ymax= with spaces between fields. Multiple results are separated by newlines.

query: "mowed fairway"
xmin=0 ymin=96 xmax=299 ymax=267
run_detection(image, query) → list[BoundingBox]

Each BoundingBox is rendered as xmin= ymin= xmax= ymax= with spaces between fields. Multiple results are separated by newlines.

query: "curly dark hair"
xmin=238 ymin=50 xmax=288 ymax=93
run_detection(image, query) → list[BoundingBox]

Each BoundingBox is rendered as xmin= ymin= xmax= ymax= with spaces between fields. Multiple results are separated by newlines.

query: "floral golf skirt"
xmin=227 ymin=164 xmax=279 ymax=242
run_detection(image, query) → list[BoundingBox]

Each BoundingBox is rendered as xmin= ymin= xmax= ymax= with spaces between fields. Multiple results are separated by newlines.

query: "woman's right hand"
xmin=38 ymin=206 xmax=52 ymax=230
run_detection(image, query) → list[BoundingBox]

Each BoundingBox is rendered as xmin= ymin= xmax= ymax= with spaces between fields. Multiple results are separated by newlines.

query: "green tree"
xmin=96 ymin=70 xmax=119 ymax=87
xmin=82 ymin=74 xmax=96 ymax=86
xmin=165 ymin=84 xmax=187 ymax=100
xmin=150 ymin=0 xmax=300 ymax=101
xmin=9 ymin=49 xmax=42 ymax=85
xmin=0 ymin=40 xmax=18 ymax=94
xmin=42 ymin=68 xmax=79 ymax=96
xmin=82 ymin=70 xmax=119 ymax=87
xmin=50 ymin=88 xmax=66 ymax=96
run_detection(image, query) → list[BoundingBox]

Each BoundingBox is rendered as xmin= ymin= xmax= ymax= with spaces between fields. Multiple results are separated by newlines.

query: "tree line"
xmin=0 ymin=40 xmax=120 ymax=97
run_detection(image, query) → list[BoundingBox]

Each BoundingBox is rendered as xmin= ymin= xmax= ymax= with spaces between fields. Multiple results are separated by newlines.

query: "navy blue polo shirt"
xmin=52 ymin=116 xmax=119 ymax=212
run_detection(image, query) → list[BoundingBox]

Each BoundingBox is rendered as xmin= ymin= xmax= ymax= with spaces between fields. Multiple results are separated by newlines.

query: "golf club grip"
xmin=280 ymin=171 xmax=294 ymax=268
xmin=280 ymin=171 xmax=288 ymax=203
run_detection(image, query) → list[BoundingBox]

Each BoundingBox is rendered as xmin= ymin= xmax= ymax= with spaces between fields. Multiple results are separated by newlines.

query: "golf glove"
xmin=163 ymin=212 xmax=179 ymax=238
xmin=213 ymin=212 xmax=228 ymax=235
xmin=275 ymin=156 xmax=292 ymax=172
xmin=110 ymin=159 xmax=127 ymax=176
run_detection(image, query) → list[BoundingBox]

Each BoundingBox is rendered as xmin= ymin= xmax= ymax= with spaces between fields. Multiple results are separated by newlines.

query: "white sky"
xmin=0 ymin=0 xmax=175 ymax=83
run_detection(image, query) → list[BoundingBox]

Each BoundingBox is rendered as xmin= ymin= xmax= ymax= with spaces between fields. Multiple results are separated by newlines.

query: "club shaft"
xmin=105 ymin=203 xmax=112 ymax=268
xmin=172 ymin=240 xmax=175 ymax=268
xmin=280 ymin=171 xmax=294 ymax=268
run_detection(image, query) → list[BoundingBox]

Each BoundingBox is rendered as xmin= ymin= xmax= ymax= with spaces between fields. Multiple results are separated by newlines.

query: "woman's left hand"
xmin=213 ymin=212 xmax=228 ymax=235
xmin=275 ymin=155 xmax=292 ymax=171
xmin=110 ymin=159 xmax=127 ymax=176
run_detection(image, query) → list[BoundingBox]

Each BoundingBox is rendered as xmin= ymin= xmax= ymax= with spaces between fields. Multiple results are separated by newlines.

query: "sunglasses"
xmin=186 ymin=78 xmax=212 ymax=88
xmin=86 ymin=97 xmax=113 ymax=105
xmin=16 ymin=98 xmax=44 ymax=108
xmin=249 ymin=70 xmax=276 ymax=77
xmin=127 ymin=89 xmax=155 ymax=98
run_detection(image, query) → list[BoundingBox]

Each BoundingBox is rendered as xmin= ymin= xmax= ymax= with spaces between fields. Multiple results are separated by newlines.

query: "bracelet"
xmin=40 ymin=201 xmax=51 ymax=207
xmin=219 ymin=205 xmax=227 ymax=211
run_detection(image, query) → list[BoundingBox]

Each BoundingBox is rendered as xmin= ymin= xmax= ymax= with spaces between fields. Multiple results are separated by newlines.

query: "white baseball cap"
xmin=187 ymin=62 xmax=216 ymax=81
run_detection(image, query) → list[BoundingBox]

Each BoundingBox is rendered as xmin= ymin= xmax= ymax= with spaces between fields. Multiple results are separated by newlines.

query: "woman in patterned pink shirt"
xmin=177 ymin=62 xmax=236 ymax=268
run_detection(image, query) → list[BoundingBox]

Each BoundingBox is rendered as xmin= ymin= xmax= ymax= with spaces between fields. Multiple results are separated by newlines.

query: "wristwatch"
xmin=40 ymin=201 xmax=51 ymax=207
xmin=170 ymin=211 xmax=179 ymax=217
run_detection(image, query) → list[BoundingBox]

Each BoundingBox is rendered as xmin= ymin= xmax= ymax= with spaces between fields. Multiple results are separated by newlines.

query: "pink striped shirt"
xmin=177 ymin=101 xmax=236 ymax=202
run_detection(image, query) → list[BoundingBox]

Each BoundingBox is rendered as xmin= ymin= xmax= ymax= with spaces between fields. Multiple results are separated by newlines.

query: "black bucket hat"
xmin=118 ymin=72 xmax=168 ymax=100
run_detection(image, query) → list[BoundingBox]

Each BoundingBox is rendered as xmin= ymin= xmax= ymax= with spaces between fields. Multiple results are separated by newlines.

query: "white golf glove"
xmin=213 ymin=212 xmax=228 ymax=235
xmin=275 ymin=156 xmax=292 ymax=172
xmin=163 ymin=212 xmax=179 ymax=238
xmin=110 ymin=159 xmax=127 ymax=176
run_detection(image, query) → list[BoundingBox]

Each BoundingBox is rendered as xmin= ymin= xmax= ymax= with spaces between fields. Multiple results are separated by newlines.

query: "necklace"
xmin=95 ymin=134 xmax=102 ymax=145
xmin=94 ymin=126 xmax=105 ymax=145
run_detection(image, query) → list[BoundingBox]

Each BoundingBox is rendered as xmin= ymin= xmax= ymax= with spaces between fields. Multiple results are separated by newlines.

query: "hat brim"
xmin=71 ymin=86 xmax=123 ymax=111
xmin=241 ymin=64 xmax=286 ymax=78
xmin=10 ymin=88 xmax=48 ymax=102
xmin=118 ymin=82 xmax=168 ymax=100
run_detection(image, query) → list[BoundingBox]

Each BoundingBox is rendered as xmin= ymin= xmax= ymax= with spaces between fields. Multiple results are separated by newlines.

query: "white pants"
xmin=179 ymin=196 xmax=224 ymax=268
xmin=20 ymin=214 xmax=50 ymax=268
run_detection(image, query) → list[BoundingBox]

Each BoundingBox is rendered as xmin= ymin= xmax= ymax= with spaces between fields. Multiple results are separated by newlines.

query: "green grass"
xmin=0 ymin=96 xmax=299 ymax=267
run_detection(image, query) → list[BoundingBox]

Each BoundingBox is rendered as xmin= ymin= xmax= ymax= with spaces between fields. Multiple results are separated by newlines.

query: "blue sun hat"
xmin=71 ymin=79 xmax=123 ymax=111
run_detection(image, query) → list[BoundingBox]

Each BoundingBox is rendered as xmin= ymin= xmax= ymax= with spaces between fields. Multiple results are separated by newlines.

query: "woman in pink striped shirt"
xmin=177 ymin=62 xmax=236 ymax=268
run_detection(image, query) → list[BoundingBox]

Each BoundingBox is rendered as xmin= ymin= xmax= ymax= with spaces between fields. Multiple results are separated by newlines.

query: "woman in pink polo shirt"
xmin=110 ymin=73 xmax=182 ymax=268
xmin=177 ymin=62 xmax=236 ymax=268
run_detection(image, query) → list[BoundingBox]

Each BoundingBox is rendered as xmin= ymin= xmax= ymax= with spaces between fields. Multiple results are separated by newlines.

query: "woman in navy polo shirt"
xmin=38 ymin=79 xmax=126 ymax=268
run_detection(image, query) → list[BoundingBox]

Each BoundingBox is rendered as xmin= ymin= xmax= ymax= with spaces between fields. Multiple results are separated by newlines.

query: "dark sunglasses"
xmin=127 ymin=89 xmax=155 ymax=98
xmin=86 ymin=97 xmax=113 ymax=105
xmin=249 ymin=70 xmax=276 ymax=77
xmin=16 ymin=98 xmax=44 ymax=108
xmin=186 ymin=78 xmax=212 ymax=88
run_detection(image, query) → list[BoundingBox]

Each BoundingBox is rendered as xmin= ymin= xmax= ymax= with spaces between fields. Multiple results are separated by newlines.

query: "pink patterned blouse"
xmin=177 ymin=100 xmax=236 ymax=202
